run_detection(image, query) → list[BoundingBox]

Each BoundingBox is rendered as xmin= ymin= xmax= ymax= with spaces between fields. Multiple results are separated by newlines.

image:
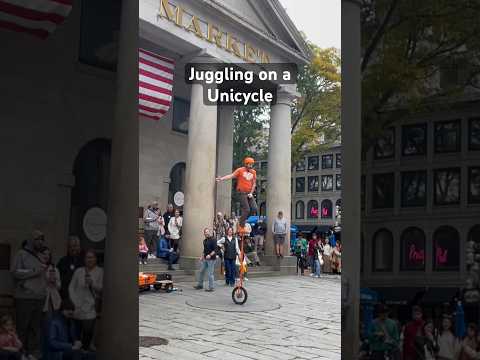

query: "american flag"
xmin=0 ymin=0 xmax=73 ymax=39
xmin=139 ymin=48 xmax=174 ymax=121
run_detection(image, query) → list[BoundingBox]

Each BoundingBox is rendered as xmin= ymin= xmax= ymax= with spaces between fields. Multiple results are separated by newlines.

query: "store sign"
xmin=158 ymin=0 xmax=271 ymax=63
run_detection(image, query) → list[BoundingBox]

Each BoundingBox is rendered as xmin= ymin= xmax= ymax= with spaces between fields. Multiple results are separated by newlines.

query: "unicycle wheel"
xmin=232 ymin=286 xmax=248 ymax=305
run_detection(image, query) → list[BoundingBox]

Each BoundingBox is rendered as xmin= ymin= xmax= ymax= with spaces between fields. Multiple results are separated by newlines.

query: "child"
xmin=0 ymin=315 xmax=35 ymax=360
xmin=138 ymin=236 xmax=149 ymax=265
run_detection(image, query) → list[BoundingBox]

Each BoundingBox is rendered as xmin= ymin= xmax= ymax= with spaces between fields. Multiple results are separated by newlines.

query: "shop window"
xmin=361 ymin=175 xmax=366 ymax=210
xmin=307 ymin=200 xmax=319 ymax=219
xmin=400 ymin=227 xmax=426 ymax=271
xmin=361 ymin=234 xmax=364 ymax=273
xmin=308 ymin=156 xmax=319 ymax=171
xmin=172 ymin=97 xmax=189 ymax=134
xmin=434 ymin=120 xmax=461 ymax=153
xmin=0 ymin=244 xmax=10 ymax=270
xmin=336 ymin=174 xmax=342 ymax=190
xmin=433 ymin=226 xmax=460 ymax=271
xmin=296 ymin=178 xmax=305 ymax=193
xmin=372 ymin=173 xmax=395 ymax=209
xmin=401 ymin=171 xmax=427 ymax=207
xmin=321 ymin=175 xmax=334 ymax=191
xmin=259 ymin=202 xmax=266 ymax=216
xmin=469 ymin=225 xmax=480 ymax=243
xmin=260 ymin=161 xmax=268 ymax=175
xmin=321 ymin=200 xmax=333 ymax=219
xmin=402 ymin=124 xmax=427 ymax=156
xmin=308 ymin=176 xmax=319 ymax=192
xmin=469 ymin=167 xmax=480 ymax=204
xmin=336 ymin=153 xmax=342 ymax=168
xmin=374 ymin=127 xmax=395 ymax=159
xmin=372 ymin=229 xmax=394 ymax=272
xmin=322 ymin=154 xmax=333 ymax=169
xmin=469 ymin=118 xmax=480 ymax=151
xmin=295 ymin=201 xmax=305 ymax=219
xmin=434 ymin=168 xmax=461 ymax=205
xmin=260 ymin=180 xmax=267 ymax=194
xmin=296 ymin=158 xmax=306 ymax=172
xmin=78 ymin=0 xmax=122 ymax=71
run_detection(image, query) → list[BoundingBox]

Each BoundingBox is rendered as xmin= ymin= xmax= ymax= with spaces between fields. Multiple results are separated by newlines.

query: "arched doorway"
xmin=168 ymin=162 xmax=186 ymax=209
xmin=70 ymin=139 xmax=111 ymax=259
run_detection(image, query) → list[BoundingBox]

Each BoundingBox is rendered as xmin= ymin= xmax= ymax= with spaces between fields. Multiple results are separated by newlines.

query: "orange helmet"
xmin=244 ymin=157 xmax=255 ymax=165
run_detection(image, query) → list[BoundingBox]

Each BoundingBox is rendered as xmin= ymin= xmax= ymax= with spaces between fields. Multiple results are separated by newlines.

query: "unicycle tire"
xmin=232 ymin=286 xmax=248 ymax=305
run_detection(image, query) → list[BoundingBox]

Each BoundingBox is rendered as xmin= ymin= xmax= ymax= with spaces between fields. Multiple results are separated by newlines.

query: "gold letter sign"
xmin=158 ymin=0 xmax=271 ymax=64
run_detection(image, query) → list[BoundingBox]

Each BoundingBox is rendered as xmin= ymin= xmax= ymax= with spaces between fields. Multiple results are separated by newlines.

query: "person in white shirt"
xmin=69 ymin=250 xmax=103 ymax=351
xmin=437 ymin=315 xmax=460 ymax=360
xmin=168 ymin=209 xmax=183 ymax=251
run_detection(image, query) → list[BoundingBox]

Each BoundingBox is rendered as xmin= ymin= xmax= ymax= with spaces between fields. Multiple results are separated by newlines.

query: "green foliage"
xmin=361 ymin=0 xmax=480 ymax=150
xmin=232 ymin=105 xmax=268 ymax=168
xmin=291 ymin=45 xmax=341 ymax=165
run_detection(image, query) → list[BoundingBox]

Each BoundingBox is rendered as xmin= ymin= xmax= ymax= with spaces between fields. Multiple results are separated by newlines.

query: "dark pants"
xmin=15 ymin=298 xmax=44 ymax=355
xmin=74 ymin=319 xmax=96 ymax=350
xmin=144 ymin=230 xmax=158 ymax=255
xmin=224 ymin=258 xmax=236 ymax=285
xmin=139 ymin=252 xmax=147 ymax=262
xmin=0 ymin=350 xmax=21 ymax=360
xmin=296 ymin=255 xmax=305 ymax=275
xmin=239 ymin=192 xmax=257 ymax=227
xmin=168 ymin=252 xmax=179 ymax=268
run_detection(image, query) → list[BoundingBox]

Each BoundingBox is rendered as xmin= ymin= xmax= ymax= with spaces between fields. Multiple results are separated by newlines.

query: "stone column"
xmin=341 ymin=0 xmax=362 ymax=358
xmin=180 ymin=77 xmax=218 ymax=271
xmin=265 ymin=86 xmax=297 ymax=270
xmin=97 ymin=0 xmax=138 ymax=358
xmin=216 ymin=105 xmax=235 ymax=217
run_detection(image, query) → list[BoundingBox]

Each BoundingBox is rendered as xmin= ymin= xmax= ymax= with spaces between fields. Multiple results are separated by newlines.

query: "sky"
xmin=278 ymin=0 xmax=341 ymax=49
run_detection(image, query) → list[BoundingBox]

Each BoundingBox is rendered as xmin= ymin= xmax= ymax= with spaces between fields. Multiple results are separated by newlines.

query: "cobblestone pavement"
xmin=139 ymin=275 xmax=341 ymax=360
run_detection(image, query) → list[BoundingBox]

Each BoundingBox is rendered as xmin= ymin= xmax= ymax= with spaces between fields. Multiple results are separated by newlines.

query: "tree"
xmin=361 ymin=0 xmax=480 ymax=150
xmin=231 ymin=105 xmax=268 ymax=211
xmin=291 ymin=45 xmax=341 ymax=166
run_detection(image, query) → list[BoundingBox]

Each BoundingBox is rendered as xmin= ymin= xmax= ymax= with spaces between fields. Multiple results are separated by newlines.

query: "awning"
xmin=295 ymin=225 xmax=331 ymax=234
xmin=371 ymin=287 xmax=459 ymax=306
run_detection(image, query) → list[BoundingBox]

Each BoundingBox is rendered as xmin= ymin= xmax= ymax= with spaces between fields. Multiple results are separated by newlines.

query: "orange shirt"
xmin=233 ymin=167 xmax=256 ymax=193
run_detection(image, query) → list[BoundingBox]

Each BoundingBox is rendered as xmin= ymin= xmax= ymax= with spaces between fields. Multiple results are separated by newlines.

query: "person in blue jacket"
xmin=43 ymin=300 xmax=95 ymax=360
xmin=157 ymin=237 xmax=178 ymax=270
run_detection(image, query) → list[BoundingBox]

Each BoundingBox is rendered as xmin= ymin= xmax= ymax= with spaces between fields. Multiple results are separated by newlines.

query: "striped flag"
xmin=0 ymin=0 xmax=73 ymax=39
xmin=139 ymin=48 xmax=174 ymax=121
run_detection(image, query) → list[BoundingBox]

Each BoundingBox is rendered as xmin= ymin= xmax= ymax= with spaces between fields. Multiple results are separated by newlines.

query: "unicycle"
xmin=232 ymin=233 xmax=248 ymax=305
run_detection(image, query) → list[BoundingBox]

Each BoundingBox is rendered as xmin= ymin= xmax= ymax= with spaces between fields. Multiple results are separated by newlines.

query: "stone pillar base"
xmin=179 ymin=256 xmax=199 ymax=275
xmin=261 ymin=255 xmax=297 ymax=275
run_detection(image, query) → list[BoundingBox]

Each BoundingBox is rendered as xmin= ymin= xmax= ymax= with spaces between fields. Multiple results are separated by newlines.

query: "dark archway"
xmin=295 ymin=201 xmax=305 ymax=219
xmin=168 ymin=162 xmax=186 ymax=208
xmin=70 ymin=139 xmax=111 ymax=256
xmin=433 ymin=226 xmax=460 ymax=271
xmin=400 ymin=227 xmax=426 ymax=271
xmin=372 ymin=229 xmax=394 ymax=272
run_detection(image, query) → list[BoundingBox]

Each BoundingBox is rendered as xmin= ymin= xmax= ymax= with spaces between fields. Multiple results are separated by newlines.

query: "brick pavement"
xmin=139 ymin=275 xmax=340 ymax=360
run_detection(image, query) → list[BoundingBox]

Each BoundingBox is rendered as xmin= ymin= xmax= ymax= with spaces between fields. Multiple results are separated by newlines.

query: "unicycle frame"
xmin=232 ymin=234 xmax=248 ymax=305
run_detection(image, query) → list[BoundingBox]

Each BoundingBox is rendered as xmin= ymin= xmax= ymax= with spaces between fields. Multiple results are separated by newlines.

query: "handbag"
xmin=318 ymin=251 xmax=324 ymax=265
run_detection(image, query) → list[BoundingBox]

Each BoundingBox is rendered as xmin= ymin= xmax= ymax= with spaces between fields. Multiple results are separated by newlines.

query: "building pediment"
xmin=140 ymin=0 xmax=310 ymax=65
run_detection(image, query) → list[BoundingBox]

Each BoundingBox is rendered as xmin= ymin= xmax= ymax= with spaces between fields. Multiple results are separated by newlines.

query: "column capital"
xmin=275 ymin=85 xmax=300 ymax=106
xmin=180 ymin=49 xmax=217 ymax=64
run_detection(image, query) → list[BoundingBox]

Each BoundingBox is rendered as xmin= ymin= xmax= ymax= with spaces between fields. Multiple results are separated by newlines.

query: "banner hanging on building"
xmin=138 ymin=48 xmax=174 ymax=121
xmin=0 ymin=0 xmax=73 ymax=38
